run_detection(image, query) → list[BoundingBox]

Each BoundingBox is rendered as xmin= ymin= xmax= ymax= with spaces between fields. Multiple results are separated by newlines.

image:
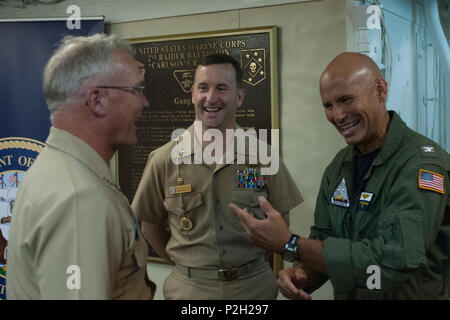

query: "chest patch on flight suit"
xmin=236 ymin=168 xmax=267 ymax=189
xmin=331 ymin=178 xmax=350 ymax=207
xmin=358 ymin=192 xmax=374 ymax=211
xmin=418 ymin=169 xmax=445 ymax=194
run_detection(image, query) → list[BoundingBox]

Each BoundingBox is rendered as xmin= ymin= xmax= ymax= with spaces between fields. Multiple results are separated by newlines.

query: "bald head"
xmin=319 ymin=52 xmax=390 ymax=153
xmin=320 ymin=52 xmax=383 ymax=89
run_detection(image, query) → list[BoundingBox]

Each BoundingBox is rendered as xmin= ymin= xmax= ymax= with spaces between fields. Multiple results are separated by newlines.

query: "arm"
xmin=32 ymin=193 xmax=123 ymax=299
xmin=230 ymin=156 xmax=302 ymax=252
xmin=316 ymin=160 xmax=449 ymax=295
xmin=232 ymin=163 xmax=449 ymax=295
xmin=282 ymin=212 xmax=290 ymax=226
xmin=229 ymin=164 xmax=335 ymax=294
xmin=142 ymin=221 xmax=173 ymax=265
xmin=132 ymin=151 xmax=172 ymax=263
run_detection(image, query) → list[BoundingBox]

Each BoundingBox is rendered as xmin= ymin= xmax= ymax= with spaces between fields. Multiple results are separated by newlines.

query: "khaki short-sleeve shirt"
xmin=7 ymin=128 xmax=153 ymax=299
xmin=133 ymin=124 xmax=303 ymax=268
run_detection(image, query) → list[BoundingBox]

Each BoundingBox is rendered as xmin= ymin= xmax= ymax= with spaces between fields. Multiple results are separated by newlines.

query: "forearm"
xmin=298 ymin=237 xmax=327 ymax=275
xmin=282 ymin=212 xmax=290 ymax=226
xmin=296 ymin=262 xmax=329 ymax=293
xmin=142 ymin=222 xmax=173 ymax=265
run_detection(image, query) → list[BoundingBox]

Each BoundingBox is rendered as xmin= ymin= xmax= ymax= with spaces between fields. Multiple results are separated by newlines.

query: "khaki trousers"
xmin=163 ymin=261 xmax=278 ymax=300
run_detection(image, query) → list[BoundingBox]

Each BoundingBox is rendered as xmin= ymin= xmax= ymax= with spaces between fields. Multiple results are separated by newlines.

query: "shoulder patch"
xmin=418 ymin=169 xmax=445 ymax=194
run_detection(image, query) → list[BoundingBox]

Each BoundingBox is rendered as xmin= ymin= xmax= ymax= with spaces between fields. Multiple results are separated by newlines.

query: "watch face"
xmin=282 ymin=250 xmax=295 ymax=262
xmin=282 ymin=234 xmax=300 ymax=262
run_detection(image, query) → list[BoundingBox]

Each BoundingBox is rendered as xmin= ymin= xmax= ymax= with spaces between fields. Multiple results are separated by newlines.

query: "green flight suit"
xmin=310 ymin=111 xmax=449 ymax=299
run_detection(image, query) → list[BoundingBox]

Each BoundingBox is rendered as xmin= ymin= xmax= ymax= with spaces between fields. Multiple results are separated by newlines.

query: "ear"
xmin=375 ymin=78 xmax=388 ymax=104
xmin=236 ymin=88 xmax=246 ymax=109
xmin=191 ymin=85 xmax=195 ymax=105
xmin=85 ymin=88 xmax=107 ymax=117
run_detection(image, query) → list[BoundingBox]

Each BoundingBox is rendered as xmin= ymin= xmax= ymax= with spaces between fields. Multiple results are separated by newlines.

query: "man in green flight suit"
xmin=230 ymin=52 xmax=450 ymax=299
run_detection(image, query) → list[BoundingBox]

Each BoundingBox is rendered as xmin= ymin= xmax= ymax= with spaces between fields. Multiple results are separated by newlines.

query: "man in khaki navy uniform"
xmin=231 ymin=52 xmax=449 ymax=299
xmin=132 ymin=54 xmax=302 ymax=299
xmin=7 ymin=34 xmax=155 ymax=299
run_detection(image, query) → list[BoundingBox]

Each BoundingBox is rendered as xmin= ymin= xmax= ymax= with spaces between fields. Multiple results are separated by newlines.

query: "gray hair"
xmin=43 ymin=33 xmax=133 ymax=113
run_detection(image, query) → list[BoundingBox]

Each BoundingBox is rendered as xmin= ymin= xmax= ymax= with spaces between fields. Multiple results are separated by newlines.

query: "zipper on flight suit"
xmin=342 ymin=161 xmax=356 ymax=236
xmin=348 ymin=186 xmax=362 ymax=239
xmin=342 ymin=155 xmax=376 ymax=236
xmin=349 ymin=172 xmax=372 ymax=239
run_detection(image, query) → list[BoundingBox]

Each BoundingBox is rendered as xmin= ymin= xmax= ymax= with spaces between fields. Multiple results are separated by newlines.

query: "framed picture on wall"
xmin=116 ymin=25 xmax=283 ymax=273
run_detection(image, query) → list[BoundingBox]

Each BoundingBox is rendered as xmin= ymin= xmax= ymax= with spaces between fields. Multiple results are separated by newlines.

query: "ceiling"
xmin=0 ymin=0 xmax=310 ymax=23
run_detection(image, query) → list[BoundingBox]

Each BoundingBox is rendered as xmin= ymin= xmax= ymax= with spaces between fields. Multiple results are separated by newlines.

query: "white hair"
xmin=43 ymin=33 xmax=133 ymax=113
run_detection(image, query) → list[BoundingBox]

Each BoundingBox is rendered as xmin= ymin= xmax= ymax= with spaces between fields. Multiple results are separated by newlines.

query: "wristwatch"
xmin=281 ymin=234 xmax=300 ymax=262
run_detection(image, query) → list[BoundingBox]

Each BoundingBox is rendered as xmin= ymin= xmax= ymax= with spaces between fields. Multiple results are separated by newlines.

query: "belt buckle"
xmin=218 ymin=267 xmax=238 ymax=281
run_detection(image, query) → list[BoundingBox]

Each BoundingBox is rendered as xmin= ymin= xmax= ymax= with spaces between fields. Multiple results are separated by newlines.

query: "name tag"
xmin=169 ymin=184 xmax=192 ymax=195
xmin=358 ymin=192 xmax=374 ymax=211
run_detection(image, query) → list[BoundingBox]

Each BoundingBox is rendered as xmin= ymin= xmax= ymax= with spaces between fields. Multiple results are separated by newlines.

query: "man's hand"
xmin=229 ymin=196 xmax=292 ymax=253
xmin=277 ymin=266 xmax=312 ymax=300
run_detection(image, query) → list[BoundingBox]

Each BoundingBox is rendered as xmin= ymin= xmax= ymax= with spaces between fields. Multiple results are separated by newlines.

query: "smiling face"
xmin=191 ymin=63 xmax=245 ymax=132
xmin=319 ymin=53 xmax=389 ymax=153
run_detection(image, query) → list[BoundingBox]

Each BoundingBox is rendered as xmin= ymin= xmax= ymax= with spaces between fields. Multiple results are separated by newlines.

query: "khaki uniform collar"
xmin=174 ymin=123 xmax=261 ymax=168
xmin=45 ymin=127 xmax=118 ymax=190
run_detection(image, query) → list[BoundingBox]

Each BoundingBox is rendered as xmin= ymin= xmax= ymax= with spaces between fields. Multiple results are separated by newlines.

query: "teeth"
xmin=205 ymin=107 xmax=220 ymax=112
xmin=340 ymin=120 xmax=358 ymax=131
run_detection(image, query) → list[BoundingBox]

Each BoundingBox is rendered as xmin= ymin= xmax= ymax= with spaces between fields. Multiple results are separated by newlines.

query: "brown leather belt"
xmin=175 ymin=256 xmax=267 ymax=281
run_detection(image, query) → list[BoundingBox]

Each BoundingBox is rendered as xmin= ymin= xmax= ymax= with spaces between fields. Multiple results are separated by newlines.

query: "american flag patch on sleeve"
xmin=418 ymin=169 xmax=445 ymax=194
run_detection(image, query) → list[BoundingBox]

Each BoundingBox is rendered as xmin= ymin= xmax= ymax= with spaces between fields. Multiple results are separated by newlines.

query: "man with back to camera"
xmin=7 ymin=34 xmax=156 ymax=299
xmin=132 ymin=54 xmax=303 ymax=299
xmin=230 ymin=52 xmax=450 ymax=299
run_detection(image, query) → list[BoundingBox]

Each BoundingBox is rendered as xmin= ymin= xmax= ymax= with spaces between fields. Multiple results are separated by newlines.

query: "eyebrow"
xmin=195 ymin=82 xmax=230 ymax=89
xmin=323 ymin=101 xmax=331 ymax=108
xmin=338 ymin=95 xmax=354 ymax=101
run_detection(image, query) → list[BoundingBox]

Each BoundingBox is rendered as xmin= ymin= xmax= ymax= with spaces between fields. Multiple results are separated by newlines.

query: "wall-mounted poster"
xmin=117 ymin=26 xmax=282 ymax=272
